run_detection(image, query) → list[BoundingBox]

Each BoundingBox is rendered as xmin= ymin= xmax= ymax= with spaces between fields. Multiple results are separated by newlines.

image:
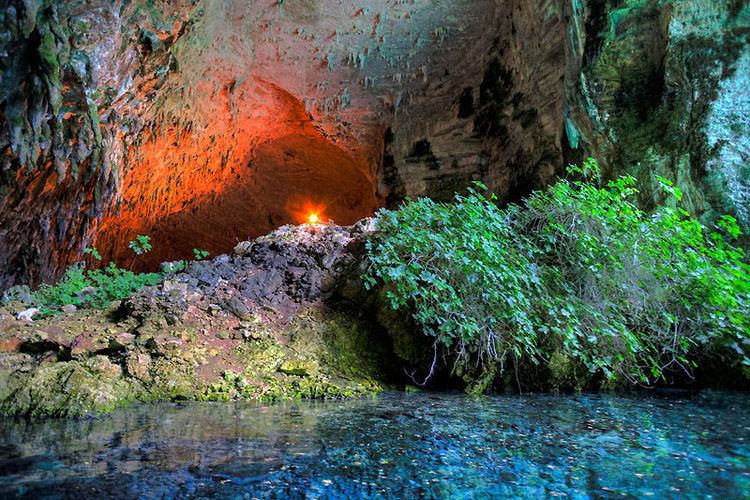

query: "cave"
xmin=1 ymin=0 xmax=747 ymax=287
xmin=1 ymin=3 xmax=749 ymax=488
xmin=94 ymin=86 xmax=378 ymax=272
xmin=101 ymin=133 xmax=377 ymax=272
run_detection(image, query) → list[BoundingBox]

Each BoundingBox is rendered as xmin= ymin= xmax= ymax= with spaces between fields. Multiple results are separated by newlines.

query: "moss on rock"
xmin=0 ymin=357 xmax=136 ymax=418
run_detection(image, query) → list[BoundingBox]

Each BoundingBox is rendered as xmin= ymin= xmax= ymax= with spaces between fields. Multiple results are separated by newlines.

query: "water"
xmin=1 ymin=391 xmax=748 ymax=499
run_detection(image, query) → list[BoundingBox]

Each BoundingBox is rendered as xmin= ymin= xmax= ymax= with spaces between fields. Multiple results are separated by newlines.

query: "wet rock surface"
xmin=0 ymin=221 xmax=403 ymax=418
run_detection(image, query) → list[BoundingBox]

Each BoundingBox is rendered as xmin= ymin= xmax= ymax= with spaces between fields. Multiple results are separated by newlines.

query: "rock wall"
xmin=1 ymin=0 xmax=748 ymax=288
xmin=564 ymin=0 xmax=750 ymax=228
xmin=0 ymin=0 xmax=118 ymax=288
xmin=377 ymin=0 xmax=568 ymax=206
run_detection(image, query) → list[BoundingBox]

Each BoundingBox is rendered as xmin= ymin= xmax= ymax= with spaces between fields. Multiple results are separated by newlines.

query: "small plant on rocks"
xmin=33 ymin=235 xmax=161 ymax=315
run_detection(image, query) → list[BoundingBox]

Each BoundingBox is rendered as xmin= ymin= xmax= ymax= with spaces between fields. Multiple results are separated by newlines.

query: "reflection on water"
xmin=1 ymin=391 xmax=749 ymax=498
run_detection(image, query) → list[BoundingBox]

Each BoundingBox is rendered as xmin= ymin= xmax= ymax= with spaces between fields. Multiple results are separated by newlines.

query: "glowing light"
xmin=289 ymin=200 xmax=328 ymax=225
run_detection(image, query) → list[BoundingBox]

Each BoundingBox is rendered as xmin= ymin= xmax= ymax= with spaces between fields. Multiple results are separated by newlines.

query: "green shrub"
xmin=128 ymin=235 xmax=152 ymax=256
xmin=21 ymin=236 xmax=217 ymax=316
xmin=364 ymin=159 xmax=750 ymax=385
xmin=33 ymin=266 xmax=162 ymax=317
xmin=33 ymin=235 xmax=161 ymax=314
xmin=193 ymin=249 xmax=210 ymax=260
xmin=34 ymin=263 xmax=162 ymax=313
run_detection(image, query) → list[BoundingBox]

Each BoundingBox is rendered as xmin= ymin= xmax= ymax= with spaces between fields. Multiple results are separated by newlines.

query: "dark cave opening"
xmin=96 ymin=128 xmax=379 ymax=273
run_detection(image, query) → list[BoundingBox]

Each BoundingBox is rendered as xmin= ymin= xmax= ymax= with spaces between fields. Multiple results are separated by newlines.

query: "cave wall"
xmin=564 ymin=0 xmax=750 ymax=228
xmin=0 ymin=0 xmax=118 ymax=288
xmin=375 ymin=0 xmax=569 ymax=206
xmin=1 ymin=0 xmax=748 ymax=288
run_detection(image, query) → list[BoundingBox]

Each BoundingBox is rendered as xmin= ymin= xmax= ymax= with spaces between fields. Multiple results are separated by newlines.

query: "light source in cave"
xmin=293 ymin=201 xmax=327 ymax=225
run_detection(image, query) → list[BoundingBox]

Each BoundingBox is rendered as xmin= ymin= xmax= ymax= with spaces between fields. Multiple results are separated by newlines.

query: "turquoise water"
xmin=1 ymin=391 xmax=748 ymax=499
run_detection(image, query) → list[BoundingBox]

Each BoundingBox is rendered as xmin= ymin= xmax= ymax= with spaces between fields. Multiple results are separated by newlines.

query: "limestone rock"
xmin=564 ymin=0 xmax=750 ymax=231
xmin=0 ymin=221 xmax=399 ymax=417
xmin=224 ymin=296 xmax=253 ymax=320
xmin=61 ymin=304 xmax=77 ymax=314
xmin=16 ymin=308 xmax=38 ymax=322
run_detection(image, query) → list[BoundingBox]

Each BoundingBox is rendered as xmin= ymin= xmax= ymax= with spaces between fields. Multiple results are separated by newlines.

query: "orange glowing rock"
xmin=94 ymin=83 xmax=374 ymax=271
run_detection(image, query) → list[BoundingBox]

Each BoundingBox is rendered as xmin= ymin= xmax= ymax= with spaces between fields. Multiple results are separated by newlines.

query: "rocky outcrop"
xmin=1 ymin=213 xmax=747 ymax=416
xmin=1 ymin=0 xmax=748 ymax=289
xmin=0 ymin=221 xmax=403 ymax=417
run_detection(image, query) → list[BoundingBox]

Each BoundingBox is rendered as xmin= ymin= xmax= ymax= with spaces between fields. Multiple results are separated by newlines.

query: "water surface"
xmin=1 ymin=391 xmax=748 ymax=498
